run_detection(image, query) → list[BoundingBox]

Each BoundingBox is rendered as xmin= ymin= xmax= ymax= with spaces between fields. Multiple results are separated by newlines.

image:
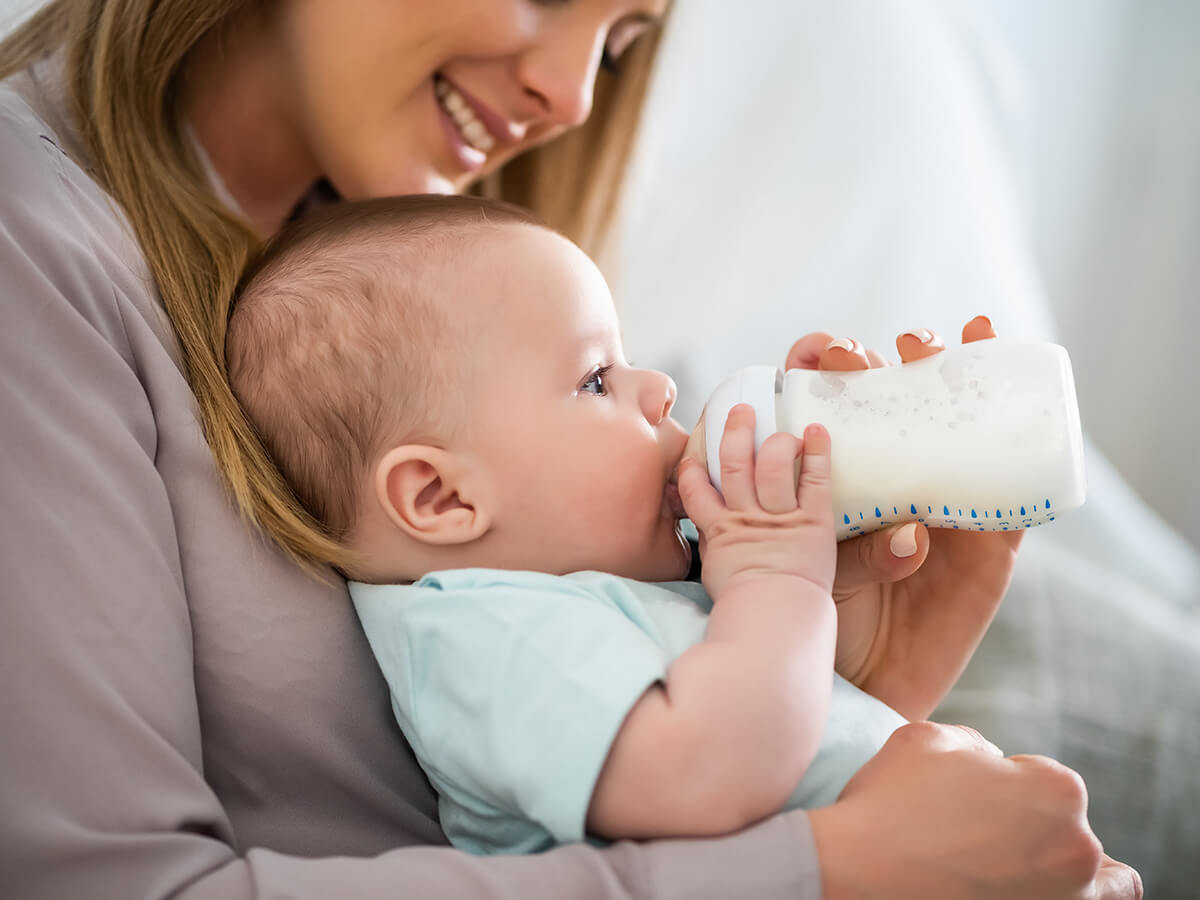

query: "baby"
xmin=227 ymin=194 xmax=907 ymax=855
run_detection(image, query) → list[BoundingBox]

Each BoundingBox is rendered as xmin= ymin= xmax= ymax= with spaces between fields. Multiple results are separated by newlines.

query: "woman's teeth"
xmin=435 ymin=77 xmax=495 ymax=154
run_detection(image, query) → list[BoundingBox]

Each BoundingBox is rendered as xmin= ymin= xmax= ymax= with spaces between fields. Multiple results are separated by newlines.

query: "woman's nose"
xmin=515 ymin=24 xmax=603 ymax=128
xmin=638 ymin=369 xmax=677 ymax=426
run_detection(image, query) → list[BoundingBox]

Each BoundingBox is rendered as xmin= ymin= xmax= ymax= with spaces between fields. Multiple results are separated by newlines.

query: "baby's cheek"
xmin=613 ymin=461 xmax=665 ymax=530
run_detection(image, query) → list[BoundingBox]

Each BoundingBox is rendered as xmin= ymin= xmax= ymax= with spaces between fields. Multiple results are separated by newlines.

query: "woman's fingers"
xmin=792 ymin=316 xmax=998 ymax=373
xmin=962 ymin=314 xmax=997 ymax=343
xmin=833 ymin=523 xmax=929 ymax=597
xmin=864 ymin=347 xmax=891 ymax=368
xmin=818 ymin=337 xmax=870 ymax=372
xmin=896 ymin=315 xmax=997 ymax=362
xmin=889 ymin=720 xmax=1002 ymax=757
xmin=789 ymin=334 xmax=893 ymax=372
xmin=945 ymin=724 xmax=1004 ymax=757
xmin=895 ymin=327 xmax=946 ymax=363
xmin=784 ymin=332 xmax=836 ymax=371
xmin=1093 ymin=856 xmax=1145 ymax=900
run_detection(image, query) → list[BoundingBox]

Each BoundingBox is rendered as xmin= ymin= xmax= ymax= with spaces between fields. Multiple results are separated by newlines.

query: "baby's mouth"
xmin=663 ymin=482 xmax=687 ymax=520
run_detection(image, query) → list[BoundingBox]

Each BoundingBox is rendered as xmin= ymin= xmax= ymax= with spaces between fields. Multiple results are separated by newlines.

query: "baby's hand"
xmin=677 ymin=404 xmax=836 ymax=603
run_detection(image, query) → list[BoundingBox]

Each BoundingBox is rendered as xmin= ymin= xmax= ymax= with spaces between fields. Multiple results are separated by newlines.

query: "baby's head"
xmin=228 ymin=195 xmax=691 ymax=584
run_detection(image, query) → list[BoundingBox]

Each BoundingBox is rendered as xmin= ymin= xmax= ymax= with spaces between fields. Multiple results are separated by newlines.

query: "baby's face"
xmin=454 ymin=225 xmax=692 ymax=582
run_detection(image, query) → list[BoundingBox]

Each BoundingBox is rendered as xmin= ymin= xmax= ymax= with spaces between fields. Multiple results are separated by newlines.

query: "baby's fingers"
xmin=755 ymin=431 xmax=801 ymax=514
xmin=676 ymin=456 xmax=725 ymax=532
xmin=717 ymin=404 xmax=759 ymax=511
xmin=796 ymin=424 xmax=833 ymax=517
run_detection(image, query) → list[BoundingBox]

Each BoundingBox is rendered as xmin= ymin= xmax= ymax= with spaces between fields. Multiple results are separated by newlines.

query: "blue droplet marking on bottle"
xmin=910 ymin=504 xmax=918 ymax=515
xmin=1020 ymin=506 xmax=1026 ymax=516
xmin=943 ymin=505 xmax=949 ymax=516
xmin=875 ymin=507 xmax=882 ymax=518
xmin=971 ymin=509 xmax=977 ymax=518
xmin=1045 ymin=499 xmax=1051 ymax=508
xmin=844 ymin=514 xmax=850 ymax=524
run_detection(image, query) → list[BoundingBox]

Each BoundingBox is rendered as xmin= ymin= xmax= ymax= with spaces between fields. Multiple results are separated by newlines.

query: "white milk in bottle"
xmin=693 ymin=341 xmax=1086 ymax=540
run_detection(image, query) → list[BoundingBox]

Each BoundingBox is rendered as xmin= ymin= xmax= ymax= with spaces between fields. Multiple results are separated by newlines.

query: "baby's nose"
xmin=639 ymin=369 xmax=677 ymax=425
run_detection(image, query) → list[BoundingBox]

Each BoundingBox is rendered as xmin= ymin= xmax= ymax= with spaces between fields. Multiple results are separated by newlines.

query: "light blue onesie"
xmin=351 ymin=569 xmax=906 ymax=856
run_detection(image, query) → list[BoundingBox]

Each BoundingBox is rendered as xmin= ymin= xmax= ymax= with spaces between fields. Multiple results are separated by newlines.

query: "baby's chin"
xmin=669 ymin=521 xmax=694 ymax=579
xmin=627 ymin=522 xmax=693 ymax=583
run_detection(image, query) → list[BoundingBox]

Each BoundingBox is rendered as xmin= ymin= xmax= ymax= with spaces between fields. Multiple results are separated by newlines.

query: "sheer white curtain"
xmin=612 ymin=0 xmax=1200 ymax=550
xmin=952 ymin=0 xmax=1200 ymax=556
xmin=611 ymin=3 xmax=1199 ymax=895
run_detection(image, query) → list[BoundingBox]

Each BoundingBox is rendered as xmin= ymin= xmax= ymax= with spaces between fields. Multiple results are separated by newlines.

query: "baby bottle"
xmin=690 ymin=341 xmax=1087 ymax=540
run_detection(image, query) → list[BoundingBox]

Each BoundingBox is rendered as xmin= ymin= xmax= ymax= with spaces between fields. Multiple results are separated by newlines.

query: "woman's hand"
xmin=809 ymin=722 xmax=1143 ymax=900
xmin=784 ymin=316 xmax=1020 ymax=720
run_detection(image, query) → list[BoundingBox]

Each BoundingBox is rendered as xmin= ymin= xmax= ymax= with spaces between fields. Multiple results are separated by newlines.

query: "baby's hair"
xmin=227 ymin=195 xmax=542 ymax=554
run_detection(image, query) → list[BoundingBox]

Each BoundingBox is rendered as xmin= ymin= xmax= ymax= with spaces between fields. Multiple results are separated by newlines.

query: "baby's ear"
xmin=373 ymin=446 xmax=491 ymax=546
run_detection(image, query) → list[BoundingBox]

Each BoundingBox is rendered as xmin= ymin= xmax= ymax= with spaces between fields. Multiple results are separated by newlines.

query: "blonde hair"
xmin=228 ymin=196 xmax=539 ymax=560
xmin=0 ymin=2 xmax=664 ymax=573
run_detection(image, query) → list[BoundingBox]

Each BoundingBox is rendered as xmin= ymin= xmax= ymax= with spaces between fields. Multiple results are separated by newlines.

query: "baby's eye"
xmin=580 ymin=365 xmax=613 ymax=396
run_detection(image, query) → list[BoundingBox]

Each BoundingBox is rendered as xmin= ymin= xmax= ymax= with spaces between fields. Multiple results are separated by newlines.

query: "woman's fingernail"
xmin=902 ymin=328 xmax=935 ymax=344
xmin=826 ymin=337 xmax=856 ymax=352
xmin=890 ymin=523 xmax=919 ymax=558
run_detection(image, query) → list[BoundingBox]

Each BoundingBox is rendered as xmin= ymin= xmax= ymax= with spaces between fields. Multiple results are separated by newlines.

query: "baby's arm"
xmin=587 ymin=406 xmax=837 ymax=840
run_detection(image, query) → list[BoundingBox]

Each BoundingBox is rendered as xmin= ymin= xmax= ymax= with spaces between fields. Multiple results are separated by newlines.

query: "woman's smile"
xmin=434 ymin=73 xmax=523 ymax=173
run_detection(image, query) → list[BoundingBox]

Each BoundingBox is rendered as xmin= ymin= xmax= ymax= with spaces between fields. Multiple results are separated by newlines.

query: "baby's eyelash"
xmin=580 ymin=364 xmax=615 ymax=396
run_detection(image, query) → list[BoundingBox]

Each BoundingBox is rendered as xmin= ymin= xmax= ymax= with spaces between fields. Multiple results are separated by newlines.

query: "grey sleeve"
xmin=0 ymin=113 xmax=823 ymax=899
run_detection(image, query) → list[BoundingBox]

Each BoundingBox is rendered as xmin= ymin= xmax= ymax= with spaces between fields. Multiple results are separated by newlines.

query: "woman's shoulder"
xmin=0 ymin=69 xmax=88 ymax=197
xmin=0 ymin=73 xmax=167 ymax=357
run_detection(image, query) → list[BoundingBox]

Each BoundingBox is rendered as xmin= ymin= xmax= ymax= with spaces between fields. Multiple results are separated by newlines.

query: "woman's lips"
xmin=439 ymin=75 xmax=522 ymax=145
xmin=434 ymin=83 xmax=487 ymax=174
xmin=433 ymin=73 xmax=523 ymax=175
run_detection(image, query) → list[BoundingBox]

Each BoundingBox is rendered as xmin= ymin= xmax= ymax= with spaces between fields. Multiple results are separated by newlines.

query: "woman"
xmin=0 ymin=1 xmax=1140 ymax=897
